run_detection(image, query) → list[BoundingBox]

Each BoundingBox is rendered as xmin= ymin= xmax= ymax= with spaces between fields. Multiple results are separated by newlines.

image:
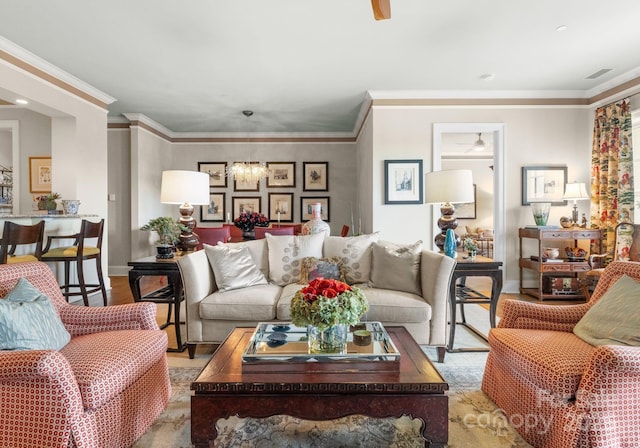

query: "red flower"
xmin=323 ymin=288 xmax=338 ymax=298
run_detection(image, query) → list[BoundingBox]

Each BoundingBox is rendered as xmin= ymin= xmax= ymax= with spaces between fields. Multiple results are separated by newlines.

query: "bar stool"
xmin=0 ymin=221 xmax=45 ymax=264
xmin=41 ymin=219 xmax=107 ymax=306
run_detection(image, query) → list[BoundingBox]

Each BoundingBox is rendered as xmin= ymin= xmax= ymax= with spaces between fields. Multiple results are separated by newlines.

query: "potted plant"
xmin=463 ymin=237 xmax=478 ymax=259
xmin=140 ymin=217 xmax=188 ymax=259
xmin=36 ymin=192 xmax=61 ymax=212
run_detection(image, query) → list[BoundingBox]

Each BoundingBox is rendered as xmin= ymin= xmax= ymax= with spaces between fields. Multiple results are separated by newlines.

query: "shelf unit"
xmin=519 ymin=227 xmax=602 ymax=300
xmin=0 ymin=166 xmax=12 ymax=212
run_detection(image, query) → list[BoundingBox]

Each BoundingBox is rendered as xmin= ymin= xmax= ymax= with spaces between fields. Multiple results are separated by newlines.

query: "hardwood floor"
xmin=107 ymin=275 xmax=165 ymax=306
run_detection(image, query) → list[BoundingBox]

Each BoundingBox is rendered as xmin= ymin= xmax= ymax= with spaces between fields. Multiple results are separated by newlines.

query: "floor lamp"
xmin=160 ymin=170 xmax=210 ymax=251
xmin=425 ymin=169 xmax=475 ymax=253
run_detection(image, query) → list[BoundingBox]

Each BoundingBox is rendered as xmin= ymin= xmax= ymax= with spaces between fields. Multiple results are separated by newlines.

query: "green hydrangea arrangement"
xmin=290 ymin=278 xmax=368 ymax=330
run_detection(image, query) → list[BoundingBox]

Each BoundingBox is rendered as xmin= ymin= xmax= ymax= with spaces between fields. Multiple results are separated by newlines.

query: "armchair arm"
xmin=498 ymin=299 xmax=591 ymax=331
xmin=43 ymin=233 xmax=80 ymax=252
xmin=59 ymin=302 xmax=159 ymax=336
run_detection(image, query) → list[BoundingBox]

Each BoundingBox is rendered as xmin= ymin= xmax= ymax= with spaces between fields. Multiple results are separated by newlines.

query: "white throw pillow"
xmin=204 ymin=243 xmax=268 ymax=292
xmin=323 ymin=232 xmax=380 ymax=284
xmin=0 ymin=278 xmax=71 ymax=350
xmin=266 ymin=233 xmax=325 ymax=286
xmin=370 ymin=240 xmax=423 ymax=295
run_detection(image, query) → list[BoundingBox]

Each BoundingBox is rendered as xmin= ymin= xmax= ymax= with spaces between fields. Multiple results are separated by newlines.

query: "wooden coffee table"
xmin=191 ymin=326 xmax=448 ymax=447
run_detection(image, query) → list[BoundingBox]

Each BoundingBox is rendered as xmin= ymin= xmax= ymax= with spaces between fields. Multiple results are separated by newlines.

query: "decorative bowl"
xmin=543 ymin=247 xmax=560 ymax=259
xmin=565 ymin=247 xmax=587 ymax=260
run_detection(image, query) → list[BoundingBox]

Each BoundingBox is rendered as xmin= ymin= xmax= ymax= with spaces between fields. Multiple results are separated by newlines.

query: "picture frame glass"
xmin=201 ymin=193 xmax=225 ymax=222
xmin=267 ymin=162 xmax=295 ymax=188
xmin=522 ymin=166 xmax=567 ymax=205
xmin=29 ymin=156 xmax=52 ymax=193
xmin=384 ymin=160 xmax=423 ymax=204
xmin=455 ymin=184 xmax=476 ymax=219
xmin=232 ymin=196 xmax=262 ymax=218
xmin=303 ymin=162 xmax=328 ymax=191
xmin=268 ymin=193 xmax=293 ymax=222
xmin=301 ymin=197 xmax=329 ymax=221
xmin=198 ymin=162 xmax=227 ymax=188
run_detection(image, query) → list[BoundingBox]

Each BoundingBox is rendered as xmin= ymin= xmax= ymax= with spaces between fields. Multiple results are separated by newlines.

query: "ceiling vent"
xmin=586 ymin=68 xmax=613 ymax=80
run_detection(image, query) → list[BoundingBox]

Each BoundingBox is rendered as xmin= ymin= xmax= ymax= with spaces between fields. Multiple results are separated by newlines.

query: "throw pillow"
xmin=204 ymin=243 xmax=268 ymax=292
xmin=370 ymin=240 xmax=423 ymax=295
xmin=323 ymin=232 xmax=380 ymax=284
xmin=0 ymin=278 xmax=71 ymax=350
xmin=266 ymin=233 xmax=325 ymax=286
xmin=298 ymin=256 xmax=345 ymax=284
xmin=573 ymin=274 xmax=640 ymax=346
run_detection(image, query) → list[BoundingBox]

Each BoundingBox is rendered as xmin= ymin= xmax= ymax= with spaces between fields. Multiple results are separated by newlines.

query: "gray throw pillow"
xmin=573 ymin=274 xmax=640 ymax=346
xmin=370 ymin=240 xmax=423 ymax=295
xmin=0 ymin=278 xmax=71 ymax=350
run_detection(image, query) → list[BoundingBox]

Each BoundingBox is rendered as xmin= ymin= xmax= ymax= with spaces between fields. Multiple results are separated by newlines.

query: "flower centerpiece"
xmin=233 ymin=211 xmax=269 ymax=239
xmin=463 ymin=237 xmax=478 ymax=258
xmin=290 ymin=278 xmax=369 ymax=354
xmin=36 ymin=192 xmax=61 ymax=212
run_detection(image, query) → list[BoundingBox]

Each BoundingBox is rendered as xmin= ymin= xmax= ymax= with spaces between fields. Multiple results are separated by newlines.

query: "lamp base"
xmin=434 ymin=202 xmax=461 ymax=252
xmin=176 ymin=202 xmax=200 ymax=252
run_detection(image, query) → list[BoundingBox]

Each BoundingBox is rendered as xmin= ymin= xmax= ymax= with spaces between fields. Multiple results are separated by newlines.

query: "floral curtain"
xmin=590 ymin=98 xmax=634 ymax=254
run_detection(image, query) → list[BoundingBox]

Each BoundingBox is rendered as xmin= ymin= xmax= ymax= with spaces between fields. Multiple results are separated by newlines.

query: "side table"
xmin=447 ymin=255 xmax=503 ymax=355
xmin=128 ymin=254 xmax=186 ymax=352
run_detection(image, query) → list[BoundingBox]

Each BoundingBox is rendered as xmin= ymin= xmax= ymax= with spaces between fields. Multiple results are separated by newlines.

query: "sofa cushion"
xmin=0 ymin=278 xmax=71 ymax=351
xmin=298 ymin=256 xmax=345 ymax=284
xmin=60 ymin=329 xmax=167 ymax=410
xmin=204 ymin=243 xmax=267 ymax=292
xmin=275 ymin=283 xmax=305 ymax=320
xmin=222 ymin=238 xmax=269 ymax=277
xmin=488 ymin=328 xmax=595 ymax=399
xmin=323 ymin=232 xmax=379 ymax=284
xmin=573 ymin=274 xmax=640 ymax=346
xmin=357 ymin=287 xmax=430 ymax=323
xmin=370 ymin=240 xmax=422 ymax=295
xmin=199 ymin=283 xmax=282 ymax=321
xmin=266 ymin=233 xmax=325 ymax=286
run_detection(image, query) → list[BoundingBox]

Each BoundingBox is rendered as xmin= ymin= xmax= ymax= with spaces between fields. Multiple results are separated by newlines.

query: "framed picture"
xmin=198 ymin=162 xmax=227 ymax=188
xmin=29 ymin=156 xmax=52 ymax=193
xmin=384 ymin=160 xmax=423 ymax=204
xmin=201 ymin=192 xmax=225 ymax=222
xmin=268 ymin=192 xmax=294 ymax=222
xmin=300 ymin=196 xmax=330 ymax=221
xmin=232 ymin=196 xmax=262 ymax=217
xmin=303 ymin=162 xmax=329 ymax=191
xmin=522 ymin=166 xmax=568 ymax=205
xmin=267 ymin=162 xmax=296 ymax=188
xmin=455 ymin=184 xmax=477 ymax=219
xmin=233 ymin=163 xmax=261 ymax=192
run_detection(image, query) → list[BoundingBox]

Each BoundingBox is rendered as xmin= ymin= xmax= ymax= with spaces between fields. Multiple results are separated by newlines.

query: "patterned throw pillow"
xmin=266 ymin=233 xmax=325 ymax=286
xmin=573 ymin=274 xmax=640 ymax=346
xmin=323 ymin=232 xmax=380 ymax=285
xmin=0 ymin=278 xmax=71 ymax=350
xmin=204 ymin=243 xmax=268 ymax=292
xmin=370 ymin=240 xmax=423 ymax=295
xmin=298 ymin=256 xmax=345 ymax=284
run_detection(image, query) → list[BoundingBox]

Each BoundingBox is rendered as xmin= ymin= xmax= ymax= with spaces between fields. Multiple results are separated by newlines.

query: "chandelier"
xmin=226 ymin=110 xmax=268 ymax=183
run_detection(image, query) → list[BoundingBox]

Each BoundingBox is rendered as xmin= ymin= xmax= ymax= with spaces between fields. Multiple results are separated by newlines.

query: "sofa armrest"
xmin=420 ymin=250 xmax=456 ymax=346
xmin=177 ymin=250 xmax=217 ymax=342
xmin=498 ymin=299 xmax=590 ymax=331
xmin=60 ymin=302 xmax=159 ymax=336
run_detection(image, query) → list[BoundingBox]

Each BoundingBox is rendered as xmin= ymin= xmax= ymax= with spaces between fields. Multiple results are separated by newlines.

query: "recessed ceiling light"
xmin=556 ymin=25 xmax=568 ymax=32
xmin=479 ymin=73 xmax=495 ymax=81
xmin=15 ymin=99 xmax=29 ymax=105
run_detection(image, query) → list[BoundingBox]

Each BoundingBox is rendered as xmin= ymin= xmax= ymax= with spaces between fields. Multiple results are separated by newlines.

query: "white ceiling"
xmin=1 ymin=0 xmax=640 ymax=135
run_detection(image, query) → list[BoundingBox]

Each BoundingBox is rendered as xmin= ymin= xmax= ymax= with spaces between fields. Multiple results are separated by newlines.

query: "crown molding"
xmin=0 ymin=36 xmax=116 ymax=109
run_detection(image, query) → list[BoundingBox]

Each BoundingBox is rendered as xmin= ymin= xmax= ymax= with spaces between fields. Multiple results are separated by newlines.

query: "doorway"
xmin=0 ymin=120 xmax=19 ymax=214
xmin=432 ymin=123 xmax=505 ymax=263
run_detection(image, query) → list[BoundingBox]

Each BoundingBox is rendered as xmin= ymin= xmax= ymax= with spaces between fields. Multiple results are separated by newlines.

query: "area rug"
xmin=133 ymin=365 xmax=532 ymax=447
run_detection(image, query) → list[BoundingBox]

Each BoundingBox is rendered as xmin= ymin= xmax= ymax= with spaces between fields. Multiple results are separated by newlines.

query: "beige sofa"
xmin=177 ymin=232 xmax=456 ymax=361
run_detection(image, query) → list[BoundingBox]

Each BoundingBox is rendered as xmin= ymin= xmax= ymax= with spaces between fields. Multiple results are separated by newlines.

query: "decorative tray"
xmin=241 ymin=321 xmax=400 ymax=373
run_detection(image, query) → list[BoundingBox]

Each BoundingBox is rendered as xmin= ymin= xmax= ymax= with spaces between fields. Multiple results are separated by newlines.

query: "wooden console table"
xmin=128 ymin=254 xmax=186 ymax=352
xmin=447 ymin=255 xmax=503 ymax=355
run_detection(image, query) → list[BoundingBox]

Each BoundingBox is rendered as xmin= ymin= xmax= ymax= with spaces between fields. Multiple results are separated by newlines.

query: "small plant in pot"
xmin=140 ymin=217 xmax=188 ymax=259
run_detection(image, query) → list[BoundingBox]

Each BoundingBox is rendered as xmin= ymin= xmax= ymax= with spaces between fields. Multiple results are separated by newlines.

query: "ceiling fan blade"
xmin=371 ymin=0 xmax=391 ymax=20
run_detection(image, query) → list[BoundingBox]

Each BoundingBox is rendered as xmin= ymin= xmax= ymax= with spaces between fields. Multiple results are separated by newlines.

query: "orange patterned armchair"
xmin=0 ymin=262 xmax=171 ymax=448
xmin=482 ymin=261 xmax=640 ymax=448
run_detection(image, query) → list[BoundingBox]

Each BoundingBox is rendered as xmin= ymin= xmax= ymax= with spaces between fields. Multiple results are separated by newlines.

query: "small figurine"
xmin=580 ymin=213 xmax=588 ymax=228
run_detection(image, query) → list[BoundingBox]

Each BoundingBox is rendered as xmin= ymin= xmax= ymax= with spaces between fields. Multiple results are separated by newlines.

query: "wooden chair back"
xmin=254 ymin=226 xmax=295 ymax=239
xmin=0 ymin=220 xmax=45 ymax=264
xmin=195 ymin=226 xmax=231 ymax=249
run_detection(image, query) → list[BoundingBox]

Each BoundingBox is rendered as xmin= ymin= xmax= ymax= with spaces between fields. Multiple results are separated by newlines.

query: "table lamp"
xmin=160 ymin=170 xmax=210 ymax=251
xmin=425 ymin=169 xmax=474 ymax=252
xmin=562 ymin=182 xmax=589 ymax=226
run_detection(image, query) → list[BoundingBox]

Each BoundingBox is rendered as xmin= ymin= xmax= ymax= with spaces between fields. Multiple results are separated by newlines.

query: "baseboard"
xmin=109 ymin=265 xmax=131 ymax=276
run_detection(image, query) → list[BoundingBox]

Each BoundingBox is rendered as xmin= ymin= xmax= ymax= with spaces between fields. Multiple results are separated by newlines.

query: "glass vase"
xmin=308 ymin=324 xmax=348 ymax=355
xmin=531 ymin=202 xmax=551 ymax=226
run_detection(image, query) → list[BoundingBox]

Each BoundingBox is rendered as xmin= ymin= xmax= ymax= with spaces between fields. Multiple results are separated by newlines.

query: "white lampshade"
xmin=160 ymin=170 xmax=209 ymax=205
xmin=563 ymin=182 xmax=589 ymax=201
xmin=424 ymin=169 xmax=474 ymax=204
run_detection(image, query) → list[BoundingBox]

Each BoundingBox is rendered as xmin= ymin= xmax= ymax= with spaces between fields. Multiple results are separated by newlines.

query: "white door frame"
xmin=432 ymin=123 xmax=506 ymax=263
xmin=0 ymin=120 xmax=19 ymax=214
